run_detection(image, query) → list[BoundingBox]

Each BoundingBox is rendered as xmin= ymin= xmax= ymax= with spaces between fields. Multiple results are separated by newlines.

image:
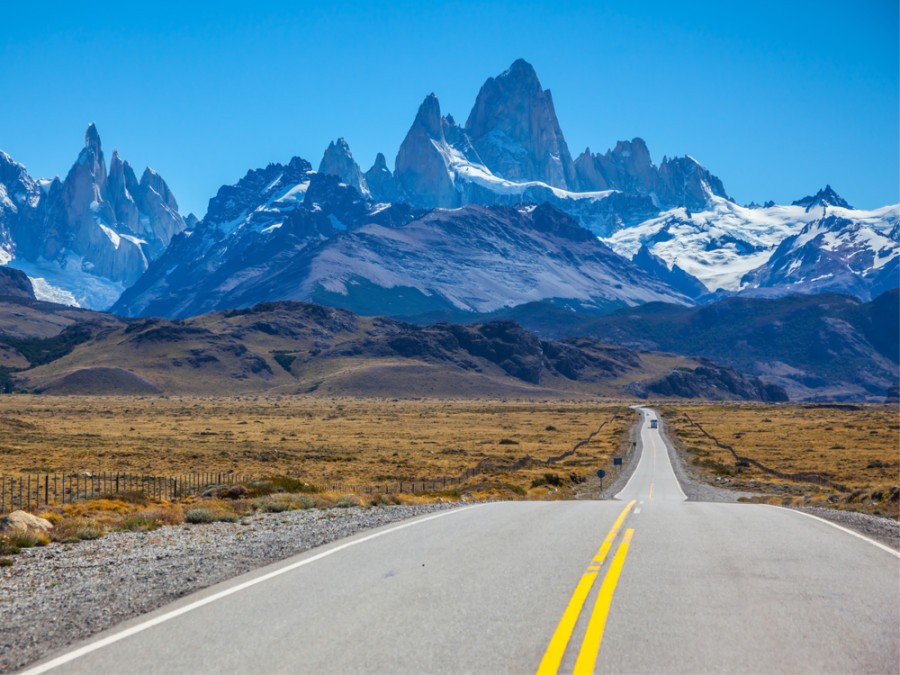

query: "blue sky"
xmin=1 ymin=0 xmax=897 ymax=217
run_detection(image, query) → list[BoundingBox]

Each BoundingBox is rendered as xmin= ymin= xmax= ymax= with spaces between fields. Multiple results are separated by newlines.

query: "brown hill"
xmin=0 ymin=297 xmax=785 ymax=400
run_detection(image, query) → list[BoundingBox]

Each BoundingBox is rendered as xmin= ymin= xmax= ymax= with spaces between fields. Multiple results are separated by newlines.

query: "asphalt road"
xmin=27 ymin=408 xmax=900 ymax=674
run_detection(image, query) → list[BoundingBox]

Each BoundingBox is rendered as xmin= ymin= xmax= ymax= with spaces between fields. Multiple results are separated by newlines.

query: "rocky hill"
xmin=482 ymin=290 xmax=898 ymax=402
xmin=0 ymin=296 xmax=784 ymax=400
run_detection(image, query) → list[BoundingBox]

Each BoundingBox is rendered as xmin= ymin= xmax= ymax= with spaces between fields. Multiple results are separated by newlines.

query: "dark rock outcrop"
xmin=0 ymin=266 xmax=35 ymax=299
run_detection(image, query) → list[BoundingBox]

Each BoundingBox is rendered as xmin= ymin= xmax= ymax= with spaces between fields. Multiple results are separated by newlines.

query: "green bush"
xmin=185 ymin=508 xmax=218 ymax=524
xmin=0 ymin=558 xmax=13 ymax=567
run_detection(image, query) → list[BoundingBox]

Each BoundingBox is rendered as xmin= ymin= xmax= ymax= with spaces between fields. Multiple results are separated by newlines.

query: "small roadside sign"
xmin=613 ymin=457 xmax=622 ymax=466
xmin=596 ymin=469 xmax=606 ymax=479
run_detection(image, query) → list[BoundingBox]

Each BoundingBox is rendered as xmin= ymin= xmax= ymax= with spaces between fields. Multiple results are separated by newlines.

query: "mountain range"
xmin=0 ymin=59 xmax=897 ymax=405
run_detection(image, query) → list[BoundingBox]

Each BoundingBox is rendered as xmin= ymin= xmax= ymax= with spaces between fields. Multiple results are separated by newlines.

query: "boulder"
xmin=0 ymin=510 xmax=53 ymax=537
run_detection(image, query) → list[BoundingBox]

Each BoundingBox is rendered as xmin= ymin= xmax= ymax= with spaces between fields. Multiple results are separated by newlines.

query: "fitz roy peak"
xmin=465 ymin=58 xmax=576 ymax=189
xmin=0 ymin=124 xmax=184 ymax=308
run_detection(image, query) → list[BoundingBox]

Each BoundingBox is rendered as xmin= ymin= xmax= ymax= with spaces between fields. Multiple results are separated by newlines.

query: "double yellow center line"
xmin=536 ymin=501 xmax=636 ymax=675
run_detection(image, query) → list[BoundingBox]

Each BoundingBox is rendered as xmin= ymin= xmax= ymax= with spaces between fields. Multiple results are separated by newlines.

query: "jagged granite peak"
xmin=394 ymin=93 xmax=458 ymax=208
xmin=575 ymin=138 xmax=729 ymax=211
xmin=657 ymin=155 xmax=731 ymax=212
xmin=792 ymin=185 xmax=852 ymax=211
xmin=364 ymin=152 xmax=399 ymax=203
xmin=465 ymin=59 xmax=576 ymax=189
xmin=318 ymin=138 xmax=369 ymax=197
xmin=106 ymin=150 xmax=141 ymax=235
xmin=575 ymin=138 xmax=656 ymax=194
xmin=0 ymin=124 xmax=187 ymax=307
xmin=84 ymin=122 xmax=102 ymax=155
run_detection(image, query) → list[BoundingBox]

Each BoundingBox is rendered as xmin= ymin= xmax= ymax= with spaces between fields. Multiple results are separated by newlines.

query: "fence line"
xmin=0 ymin=416 xmax=622 ymax=514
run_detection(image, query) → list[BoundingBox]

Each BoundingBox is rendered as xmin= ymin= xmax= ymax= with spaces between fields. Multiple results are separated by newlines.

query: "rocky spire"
xmin=394 ymin=94 xmax=458 ymax=208
xmin=318 ymin=137 xmax=369 ymax=197
xmin=792 ymin=185 xmax=852 ymax=211
xmin=465 ymin=59 xmax=576 ymax=189
xmin=364 ymin=152 xmax=399 ymax=203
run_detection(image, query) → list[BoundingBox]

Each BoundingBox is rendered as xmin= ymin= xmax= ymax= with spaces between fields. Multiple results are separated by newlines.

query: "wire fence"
xmin=0 ymin=416 xmax=628 ymax=515
xmin=0 ymin=472 xmax=256 ymax=514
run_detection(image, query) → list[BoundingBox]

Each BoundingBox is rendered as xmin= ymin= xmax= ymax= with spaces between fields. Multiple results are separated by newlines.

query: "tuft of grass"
xmin=5 ymin=532 xmax=49 ymax=548
xmin=0 ymin=541 xmax=21 ymax=555
xmin=119 ymin=515 xmax=158 ymax=532
xmin=0 ymin=558 xmax=13 ymax=567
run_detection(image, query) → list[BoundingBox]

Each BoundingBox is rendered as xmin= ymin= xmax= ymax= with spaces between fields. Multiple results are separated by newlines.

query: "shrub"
xmin=139 ymin=505 xmax=185 ymax=526
xmin=498 ymin=438 xmax=519 ymax=445
xmin=185 ymin=507 xmax=238 ymax=524
xmin=0 ymin=558 xmax=13 ymax=567
xmin=51 ymin=518 xmax=104 ymax=542
xmin=531 ymin=473 xmax=564 ymax=488
xmin=185 ymin=508 xmax=217 ymax=524
xmin=261 ymin=502 xmax=291 ymax=513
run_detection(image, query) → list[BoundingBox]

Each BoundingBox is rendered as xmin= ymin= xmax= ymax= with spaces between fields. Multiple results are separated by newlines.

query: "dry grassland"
xmin=661 ymin=403 xmax=900 ymax=518
xmin=0 ymin=396 xmax=634 ymax=499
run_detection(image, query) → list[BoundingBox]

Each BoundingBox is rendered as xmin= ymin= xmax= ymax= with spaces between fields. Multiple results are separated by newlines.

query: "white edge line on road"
xmin=21 ymin=506 xmax=480 ymax=675
xmin=764 ymin=504 xmax=900 ymax=559
xmin=615 ymin=408 xmax=648 ymax=499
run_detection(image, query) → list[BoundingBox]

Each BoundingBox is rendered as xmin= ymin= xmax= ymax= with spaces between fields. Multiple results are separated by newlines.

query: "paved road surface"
xmin=27 ymin=408 xmax=899 ymax=674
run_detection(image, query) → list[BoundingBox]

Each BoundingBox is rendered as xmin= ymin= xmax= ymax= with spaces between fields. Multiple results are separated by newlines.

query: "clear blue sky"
xmin=2 ymin=0 xmax=897 ymax=217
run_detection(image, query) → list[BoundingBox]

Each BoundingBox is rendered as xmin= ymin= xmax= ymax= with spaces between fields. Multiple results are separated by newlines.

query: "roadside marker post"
xmin=596 ymin=469 xmax=605 ymax=490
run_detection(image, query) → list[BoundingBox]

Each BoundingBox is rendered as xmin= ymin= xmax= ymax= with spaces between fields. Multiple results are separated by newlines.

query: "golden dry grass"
xmin=660 ymin=403 xmax=900 ymax=518
xmin=0 ymin=396 xmax=634 ymax=501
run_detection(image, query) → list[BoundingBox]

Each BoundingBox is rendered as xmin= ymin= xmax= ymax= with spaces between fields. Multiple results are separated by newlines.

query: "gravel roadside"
xmin=0 ymin=502 xmax=460 ymax=673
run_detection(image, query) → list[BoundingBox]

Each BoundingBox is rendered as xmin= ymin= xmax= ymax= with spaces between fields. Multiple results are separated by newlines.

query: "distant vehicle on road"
xmin=650 ymin=419 xmax=658 ymax=429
